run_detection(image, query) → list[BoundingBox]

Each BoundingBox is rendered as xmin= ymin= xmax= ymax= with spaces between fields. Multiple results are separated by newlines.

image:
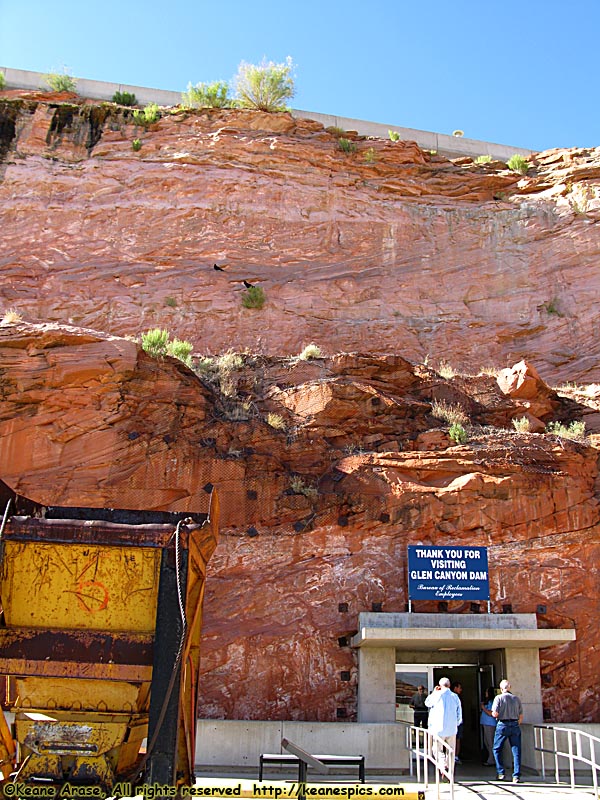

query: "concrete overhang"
xmin=351 ymin=626 xmax=576 ymax=651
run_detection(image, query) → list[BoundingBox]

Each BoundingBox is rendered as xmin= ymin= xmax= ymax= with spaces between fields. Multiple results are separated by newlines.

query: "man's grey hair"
xmin=500 ymin=679 xmax=511 ymax=691
xmin=439 ymin=677 xmax=451 ymax=687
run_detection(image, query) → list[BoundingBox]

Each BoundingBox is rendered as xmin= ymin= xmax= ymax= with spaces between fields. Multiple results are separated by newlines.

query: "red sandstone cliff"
xmin=1 ymin=92 xmax=600 ymax=382
xmin=0 ymin=321 xmax=598 ymax=722
xmin=1 ymin=89 xmax=600 ymax=723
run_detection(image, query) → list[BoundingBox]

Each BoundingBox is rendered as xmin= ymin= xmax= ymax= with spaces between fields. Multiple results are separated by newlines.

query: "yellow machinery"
xmin=0 ymin=493 xmax=218 ymax=788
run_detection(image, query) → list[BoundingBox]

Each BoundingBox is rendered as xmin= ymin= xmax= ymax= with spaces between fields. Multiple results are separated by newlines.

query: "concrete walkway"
xmin=424 ymin=762 xmax=598 ymax=799
xmin=195 ymin=764 xmax=599 ymax=800
xmin=433 ymin=778 xmax=597 ymax=799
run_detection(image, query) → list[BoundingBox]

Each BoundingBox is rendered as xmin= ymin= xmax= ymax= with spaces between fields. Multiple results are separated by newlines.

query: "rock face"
xmin=1 ymin=94 xmax=600 ymax=381
xmin=1 ymin=90 xmax=600 ymax=724
xmin=0 ymin=321 xmax=598 ymax=722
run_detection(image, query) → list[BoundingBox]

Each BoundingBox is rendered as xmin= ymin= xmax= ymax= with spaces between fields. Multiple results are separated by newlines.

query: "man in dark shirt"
xmin=409 ymin=685 xmax=429 ymax=728
xmin=492 ymin=679 xmax=524 ymax=783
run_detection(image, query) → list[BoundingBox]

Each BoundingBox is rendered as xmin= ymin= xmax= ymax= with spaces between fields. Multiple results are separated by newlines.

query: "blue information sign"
xmin=407 ymin=545 xmax=489 ymax=600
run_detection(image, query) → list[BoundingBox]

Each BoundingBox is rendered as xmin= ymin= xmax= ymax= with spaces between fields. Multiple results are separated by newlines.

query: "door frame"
xmin=396 ymin=660 xmax=497 ymax=761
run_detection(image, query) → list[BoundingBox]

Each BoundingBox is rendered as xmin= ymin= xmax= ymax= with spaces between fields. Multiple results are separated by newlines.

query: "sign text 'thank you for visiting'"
xmin=407 ymin=545 xmax=489 ymax=601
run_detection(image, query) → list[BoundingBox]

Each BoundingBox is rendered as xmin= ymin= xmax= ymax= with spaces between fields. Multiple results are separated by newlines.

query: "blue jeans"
xmin=493 ymin=720 xmax=521 ymax=777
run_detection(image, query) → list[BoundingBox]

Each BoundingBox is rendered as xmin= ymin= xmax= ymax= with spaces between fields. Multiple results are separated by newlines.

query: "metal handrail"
xmin=534 ymin=724 xmax=600 ymax=793
xmin=402 ymin=722 xmax=454 ymax=800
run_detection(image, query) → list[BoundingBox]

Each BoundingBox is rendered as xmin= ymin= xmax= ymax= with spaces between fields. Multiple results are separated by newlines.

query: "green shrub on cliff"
xmin=234 ymin=57 xmax=295 ymax=112
xmin=182 ymin=81 xmax=232 ymax=108
xmin=449 ymin=422 xmax=468 ymax=444
xmin=290 ymin=475 xmax=318 ymax=499
xmin=167 ymin=338 xmax=193 ymax=367
xmin=0 ymin=72 xmax=6 ymax=91
xmin=45 ymin=72 xmax=77 ymax=92
xmin=133 ymin=103 xmax=160 ymax=126
xmin=142 ymin=329 xmax=194 ymax=367
xmin=242 ymin=285 xmax=266 ymax=309
xmin=338 ymin=138 xmax=357 ymax=153
xmin=141 ymin=328 xmax=169 ymax=358
xmin=546 ymin=420 xmax=586 ymax=441
xmin=507 ymin=154 xmax=529 ymax=174
xmin=112 ymin=90 xmax=137 ymax=106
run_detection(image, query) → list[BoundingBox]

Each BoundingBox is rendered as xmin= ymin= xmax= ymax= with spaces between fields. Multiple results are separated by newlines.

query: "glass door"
xmin=396 ymin=662 xmax=488 ymax=763
xmin=395 ymin=665 xmax=429 ymax=723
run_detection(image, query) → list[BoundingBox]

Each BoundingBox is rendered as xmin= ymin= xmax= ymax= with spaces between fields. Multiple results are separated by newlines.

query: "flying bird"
xmin=213 ymin=263 xmax=226 ymax=271
xmin=243 ymin=280 xmax=254 ymax=289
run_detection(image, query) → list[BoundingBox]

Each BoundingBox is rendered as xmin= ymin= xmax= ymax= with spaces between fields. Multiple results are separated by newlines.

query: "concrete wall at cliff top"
xmin=0 ymin=66 xmax=534 ymax=161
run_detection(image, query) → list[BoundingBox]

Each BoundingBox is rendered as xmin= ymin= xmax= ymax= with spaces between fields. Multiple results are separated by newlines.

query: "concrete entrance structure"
xmin=353 ymin=612 xmax=576 ymax=724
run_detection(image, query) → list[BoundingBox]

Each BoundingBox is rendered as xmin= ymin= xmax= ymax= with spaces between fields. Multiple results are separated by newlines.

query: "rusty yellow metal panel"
xmin=15 ymin=714 xmax=138 ymax=787
xmin=14 ymin=677 xmax=149 ymax=713
xmin=1 ymin=541 xmax=160 ymax=632
xmin=0 ymin=657 xmax=152 ymax=682
xmin=0 ymin=501 xmax=219 ymax=786
xmin=16 ymin=715 xmax=131 ymax=757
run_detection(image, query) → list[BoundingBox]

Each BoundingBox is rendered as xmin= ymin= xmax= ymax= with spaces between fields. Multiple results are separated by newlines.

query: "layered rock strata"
xmin=1 ymin=93 xmax=600 ymax=381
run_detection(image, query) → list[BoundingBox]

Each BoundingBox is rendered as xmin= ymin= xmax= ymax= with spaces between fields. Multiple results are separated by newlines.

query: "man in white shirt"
xmin=425 ymin=677 xmax=463 ymax=771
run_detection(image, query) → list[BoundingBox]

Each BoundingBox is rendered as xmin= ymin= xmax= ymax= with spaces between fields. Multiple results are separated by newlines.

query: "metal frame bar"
xmin=534 ymin=724 xmax=600 ymax=792
xmin=144 ymin=544 xmax=189 ymax=785
xmin=403 ymin=721 xmax=454 ymax=800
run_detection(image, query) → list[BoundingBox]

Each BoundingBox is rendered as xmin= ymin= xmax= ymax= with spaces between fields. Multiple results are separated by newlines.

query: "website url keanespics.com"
xmin=1 ymin=784 xmax=409 ymax=799
xmin=250 ymin=787 xmax=406 ymax=798
xmin=183 ymin=787 xmax=407 ymax=798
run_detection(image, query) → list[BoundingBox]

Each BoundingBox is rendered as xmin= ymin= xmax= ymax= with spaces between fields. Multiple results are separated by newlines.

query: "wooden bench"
xmin=258 ymin=753 xmax=366 ymax=783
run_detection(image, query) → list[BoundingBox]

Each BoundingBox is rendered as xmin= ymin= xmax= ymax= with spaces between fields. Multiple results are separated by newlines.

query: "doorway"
xmin=396 ymin=662 xmax=495 ymax=762
xmin=432 ymin=665 xmax=486 ymax=762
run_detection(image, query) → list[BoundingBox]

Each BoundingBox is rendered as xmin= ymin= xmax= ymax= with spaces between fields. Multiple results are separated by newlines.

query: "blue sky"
xmin=1 ymin=0 xmax=598 ymax=153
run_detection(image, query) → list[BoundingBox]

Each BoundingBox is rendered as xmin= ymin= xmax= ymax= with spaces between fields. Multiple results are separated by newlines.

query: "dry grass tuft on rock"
xmin=431 ymin=399 xmax=469 ymax=427
xmin=197 ymin=351 xmax=246 ymax=398
xmin=512 ymin=416 xmax=531 ymax=433
xmin=1 ymin=308 xmax=23 ymax=325
xmin=437 ymin=360 xmax=457 ymax=379
xmin=289 ymin=475 xmax=318 ymax=499
xmin=297 ymin=343 xmax=322 ymax=360
xmin=266 ymin=412 xmax=286 ymax=430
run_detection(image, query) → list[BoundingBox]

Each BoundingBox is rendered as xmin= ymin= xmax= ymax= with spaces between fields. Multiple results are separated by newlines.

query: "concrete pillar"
xmin=357 ymin=647 xmax=396 ymax=722
xmin=503 ymin=648 xmax=543 ymax=723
